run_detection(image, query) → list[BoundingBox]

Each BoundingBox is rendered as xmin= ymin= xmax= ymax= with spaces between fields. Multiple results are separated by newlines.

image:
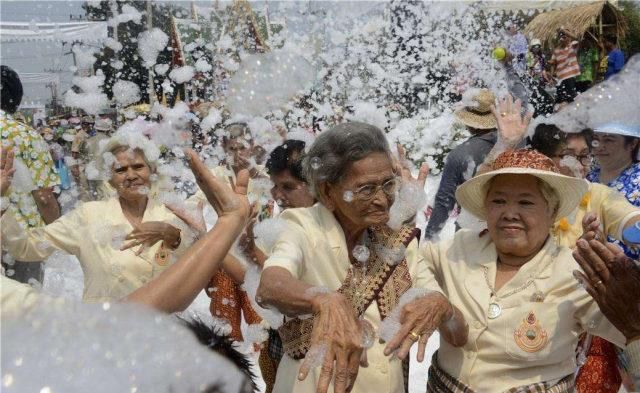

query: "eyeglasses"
xmin=553 ymin=154 xmax=593 ymax=166
xmin=350 ymin=178 xmax=399 ymax=201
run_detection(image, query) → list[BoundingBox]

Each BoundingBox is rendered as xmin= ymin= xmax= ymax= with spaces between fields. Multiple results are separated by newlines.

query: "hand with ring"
xmin=383 ymin=292 xmax=452 ymax=361
xmin=572 ymin=239 xmax=640 ymax=342
xmin=490 ymin=94 xmax=533 ymax=148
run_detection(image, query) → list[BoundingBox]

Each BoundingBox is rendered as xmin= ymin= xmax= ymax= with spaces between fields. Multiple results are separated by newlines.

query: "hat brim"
xmin=454 ymin=109 xmax=497 ymax=130
xmin=455 ymin=168 xmax=588 ymax=220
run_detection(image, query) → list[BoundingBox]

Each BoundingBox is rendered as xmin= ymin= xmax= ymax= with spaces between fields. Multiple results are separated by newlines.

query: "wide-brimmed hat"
xmin=454 ymin=89 xmax=497 ymax=130
xmin=455 ymin=149 xmax=588 ymax=220
xmin=593 ymin=123 xmax=639 ymax=138
xmin=94 ymin=118 xmax=113 ymax=132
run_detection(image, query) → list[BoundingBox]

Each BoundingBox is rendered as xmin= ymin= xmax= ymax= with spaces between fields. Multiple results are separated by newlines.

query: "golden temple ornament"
xmin=514 ymin=311 xmax=548 ymax=353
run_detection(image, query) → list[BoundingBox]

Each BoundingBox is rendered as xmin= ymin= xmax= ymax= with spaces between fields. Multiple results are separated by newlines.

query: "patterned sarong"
xmin=427 ymin=352 xmax=576 ymax=393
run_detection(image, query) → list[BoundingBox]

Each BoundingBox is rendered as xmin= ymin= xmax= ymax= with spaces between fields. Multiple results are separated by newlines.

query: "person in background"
xmin=528 ymin=123 xmax=640 ymax=393
xmin=603 ymin=35 xmax=625 ymax=79
xmin=0 ymin=65 xmax=60 ymax=284
xmin=526 ymin=38 xmax=550 ymax=86
xmin=588 ymin=124 xmax=640 ymax=259
xmin=576 ymin=38 xmax=600 ymax=92
xmin=549 ymin=28 xmax=581 ymax=106
xmin=506 ymin=23 xmax=528 ymax=73
xmin=71 ymin=116 xmax=114 ymax=201
xmin=1 ymin=130 xmax=196 ymax=303
xmin=243 ymin=139 xmax=315 ymax=393
xmin=424 ymin=89 xmax=497 ymax=240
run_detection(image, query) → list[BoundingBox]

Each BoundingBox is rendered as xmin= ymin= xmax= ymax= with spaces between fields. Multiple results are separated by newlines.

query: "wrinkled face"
xmin=224 ymin=136 xmax=253 ymax=170
xmin=592 ymin=133 xmax=636 ymax=170
xmin=327 ymin=152 xmax=396 ymax=229
xmin=270 ymin=170 xmax=314 ymax=209
xmin=553 ymin=135 xmax=590 ymax=178
xmin=109 ymin=149 xmax=152 ymax=200
xmin=485 ymin=175 xmax=554 ymax=260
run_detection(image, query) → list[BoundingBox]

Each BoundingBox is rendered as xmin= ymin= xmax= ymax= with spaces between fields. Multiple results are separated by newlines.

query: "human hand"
xmin=239 ymin=215 xmax=267 ymax=266
xmin=383 ymin=292 xmax=451 ymax=361
xmin=166 ymin=200 xmax=207 ymax=235
xmin=298 ymin=292 xmax=364 ymax=393
xmin=185 ymin=149 xmax=252 ymax=224
xmin=395 ymin=144 xmax=429 ymax=188
xmin=1 ymin=147 xmax=15 ymax=196
xmin=580 ymin=212 xmax=606 ymax=244
xmin=490 ymin=94 xmax=533 ymax=148
xmin=121 ymin=221 xmax=181 ymax=255
xmin=572 ymin=239 xmax=640 ymax=342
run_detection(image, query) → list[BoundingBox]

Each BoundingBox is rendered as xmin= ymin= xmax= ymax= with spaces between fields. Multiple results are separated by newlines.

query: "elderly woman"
xmin=256 ymin=122 xmax=444 ymax=393
xmin=384 ymin=148 xmax=627 ymax=392
xmin=1 ymin=130 xmax=193 ymax=302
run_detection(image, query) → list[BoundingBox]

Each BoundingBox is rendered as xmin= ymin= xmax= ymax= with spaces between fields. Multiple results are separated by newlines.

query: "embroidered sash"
xmin=278 ymin=225 xmax=418 ymax=360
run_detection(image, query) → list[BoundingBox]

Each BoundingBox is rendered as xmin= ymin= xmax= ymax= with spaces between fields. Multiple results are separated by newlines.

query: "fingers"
xmin=416 ymin=333 xmax=429 ymax=362
xmin=522 ymin=110 xmax=533 ymax=127
xmin=359 ymin=350 xmax=368 ymax=368
xmin=121 ymin=239 xmax=144 ymax=251
xmin=573 ymin=269 xmax=600 ymax=300
xmin=395 ymin=336 xmax=416 ymax=360
xmin=315 ymin=349 xmax=335 ymax=393
xmin=346 ymin=350 xmax=362 ymax=392
xmin=575 ymin=239 xmax=610 ymax=283
xmin=417 ymin=163 xmax=429 ymax=186
xmin=235 ymin=169 xmax=250 ymax=196
xmin=396 ymin=143 xmax=406 ymax=162
xmin=332 ymin=351 xmax=349 ymax=393
xmin=135 ymin=244 xmax=147 ymax=256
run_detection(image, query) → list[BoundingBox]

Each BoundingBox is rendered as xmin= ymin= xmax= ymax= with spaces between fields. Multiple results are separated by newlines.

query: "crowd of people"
xmin=1 ymin=24 xmax=640 ymax=393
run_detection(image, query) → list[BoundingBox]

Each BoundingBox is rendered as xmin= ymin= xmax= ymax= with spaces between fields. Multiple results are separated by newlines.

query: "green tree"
xmin=620 ymin=0 xmax=640 ymax=59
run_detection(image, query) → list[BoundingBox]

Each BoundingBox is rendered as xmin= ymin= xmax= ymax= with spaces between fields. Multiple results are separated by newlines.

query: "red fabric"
xmin=576 ymin=336 xmax=621 ymax=393
xmin=207 ymin=270 xmax=262 ymax=342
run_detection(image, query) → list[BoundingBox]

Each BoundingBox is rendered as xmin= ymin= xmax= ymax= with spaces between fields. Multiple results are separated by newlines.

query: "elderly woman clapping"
xmin=385 ymin=148 xmax=627 ymax=392
xmin=1 ymin=129 xmax=194 ymax=302
xmin=256 ymin=122 xmax=450 ymax=393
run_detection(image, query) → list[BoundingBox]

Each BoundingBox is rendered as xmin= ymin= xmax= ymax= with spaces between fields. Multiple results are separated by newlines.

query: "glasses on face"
xmin=350 ymin=178 xmax=399 ymax=201
xmin=553 ymin=153 xmax=593 ymax=166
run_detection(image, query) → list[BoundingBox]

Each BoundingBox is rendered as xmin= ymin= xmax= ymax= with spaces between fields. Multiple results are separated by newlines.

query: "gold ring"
xmin=501 ymin=112 xmax=507 ymax=117
xmin=409 ymin=331 xmax=420 ymax=341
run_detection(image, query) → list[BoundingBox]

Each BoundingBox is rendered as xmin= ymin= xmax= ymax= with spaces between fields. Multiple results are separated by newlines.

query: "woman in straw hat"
xmin=384 ymin=145 xmax=627 ymax=391
xmin=425 ymin=88 xmax=499 ymax=240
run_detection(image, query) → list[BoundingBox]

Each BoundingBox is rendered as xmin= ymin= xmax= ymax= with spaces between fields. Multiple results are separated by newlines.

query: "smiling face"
xmin=485 ymin=175 xmax=555 ymax=261
xmin=592 ymin=133 xmax=638 ymax=171
xmin=109 ymin=148 xmax=152 ymax=201
xmin=325 ymin=152 xmax=396 ymax=230
xmin=270 ymin=169 xmax=315 ymax=209
xmin=553 ymin=134 xmax=591 ymax=178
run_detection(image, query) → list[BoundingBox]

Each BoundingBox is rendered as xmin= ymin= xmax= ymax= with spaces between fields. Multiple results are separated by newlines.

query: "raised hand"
xmin=1 ymin=147 xmax=15 ymax=196
xmin=395 ymin=143 xmax=429 ymax=188
xmin=185 ymin=149 xmax=252 ymax=224
xmin=572 ymin=239 xmax=640 ymax=341
xmin=490 ymin=94 xmax=533 ymax=147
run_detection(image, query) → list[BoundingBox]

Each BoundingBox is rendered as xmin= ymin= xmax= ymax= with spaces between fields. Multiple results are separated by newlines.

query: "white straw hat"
xmin=456 ymin=149 xmax=588 ymax=220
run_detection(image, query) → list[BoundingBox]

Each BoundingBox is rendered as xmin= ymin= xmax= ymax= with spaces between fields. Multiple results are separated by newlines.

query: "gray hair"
xmin=537 ymin=179 xmax=560 ymax=219
xmin=302 ymin=122 xmax=391 ymax=197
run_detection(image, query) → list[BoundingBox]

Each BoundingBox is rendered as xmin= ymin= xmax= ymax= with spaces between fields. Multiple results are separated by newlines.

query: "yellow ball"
xmin=493 ymin=47 xmax=506 ymax=60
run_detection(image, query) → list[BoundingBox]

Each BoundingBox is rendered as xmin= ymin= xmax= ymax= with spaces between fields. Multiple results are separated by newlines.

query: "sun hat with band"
xmin=454 ymin=88 xmax=498 ymax=130
xmin=455 ymin=149 xmax=589 ymax=220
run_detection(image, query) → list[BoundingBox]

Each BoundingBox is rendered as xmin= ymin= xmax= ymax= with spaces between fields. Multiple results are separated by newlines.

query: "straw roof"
xmin=525 ymin=1 xmax=627 ymax=45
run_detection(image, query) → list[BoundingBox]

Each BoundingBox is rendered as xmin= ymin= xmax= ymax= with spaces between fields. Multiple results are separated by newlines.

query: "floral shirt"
xmin=587 ymin=162 xmax=640 ymax=258
xmin=1 ymin=110 xmax=60 ymax=229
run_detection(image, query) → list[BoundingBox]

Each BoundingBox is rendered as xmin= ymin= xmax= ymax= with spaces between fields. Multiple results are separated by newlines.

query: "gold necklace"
xmin=482 ymin=256 xmax=554 ymax=319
